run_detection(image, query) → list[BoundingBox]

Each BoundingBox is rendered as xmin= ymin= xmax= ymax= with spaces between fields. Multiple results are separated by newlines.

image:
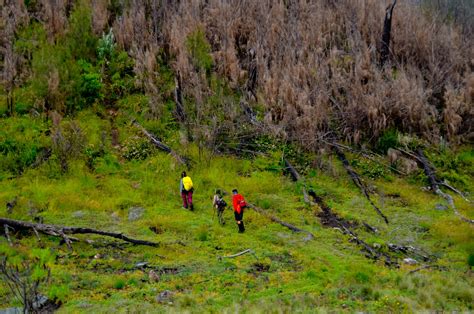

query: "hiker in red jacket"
xmin=232 ymin=189 xmax=246 ymax=233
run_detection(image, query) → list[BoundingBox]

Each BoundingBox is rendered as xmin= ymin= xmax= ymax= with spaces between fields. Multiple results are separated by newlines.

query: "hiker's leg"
xmin=235 ymin=211 xmax=243 ymax=232
xmin=218 ymin=208 xmax=225 ymax=224
xmin=239 ymin=220 xmax=245 ymax=233
xmin=188 ymin=190 xmax=193 ymax=210
xmin=234 ymin=211 xmax=239 ymax=231
xmin=181 ymin=192 xmax=188 ymax=208
xmin=240 ymin=212 xmax=245 ymax=232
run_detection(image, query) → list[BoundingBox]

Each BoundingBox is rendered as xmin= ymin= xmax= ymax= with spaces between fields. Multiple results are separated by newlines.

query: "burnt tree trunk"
xmin=132 ymin=119 xmax=188 ymax=166
xmin=380 ymin=0 xmax=397 ymax=67
xmin=174 ymin=72 xmax=186 ymax=123
xmin=248 ymin=204 xmax=314 ymax=240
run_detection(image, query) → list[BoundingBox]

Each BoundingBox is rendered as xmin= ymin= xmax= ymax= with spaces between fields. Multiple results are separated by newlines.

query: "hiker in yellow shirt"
xmin=179 ymin=171 xmax=194 ymax=210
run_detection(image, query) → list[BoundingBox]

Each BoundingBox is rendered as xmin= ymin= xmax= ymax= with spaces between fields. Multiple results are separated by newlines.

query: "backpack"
xmin=217 ymin=198 xmax=227 ymax=208
xmin=182 ymin=176 xmax=193 ymax=191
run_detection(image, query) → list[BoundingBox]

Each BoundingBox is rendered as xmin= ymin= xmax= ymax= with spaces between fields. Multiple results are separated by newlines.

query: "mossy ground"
xmin=0 ymin=111 xmax=473 ymax=313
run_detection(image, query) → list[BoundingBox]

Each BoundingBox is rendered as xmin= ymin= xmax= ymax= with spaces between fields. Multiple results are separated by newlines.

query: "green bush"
xmin=122 ymin=137 xmax=153 ymax=161
xmin=77 ymin=60 xmax=102 ymax=108
xmin=376 ymin=129 xmax=399 ymax=154
xmin=0 ymin=138 xmax=38 ymax=175
xmin=186 ymin=28 xmax=213 ymax=73
xmin=113 ymin=278 xmax=126 ymax=289
xmin=468 ymin=253 xmax=474 ymax=268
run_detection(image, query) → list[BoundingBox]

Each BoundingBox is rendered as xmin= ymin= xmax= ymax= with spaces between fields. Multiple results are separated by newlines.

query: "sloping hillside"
xmin=0 ymin=0 xmax=473 ymax=312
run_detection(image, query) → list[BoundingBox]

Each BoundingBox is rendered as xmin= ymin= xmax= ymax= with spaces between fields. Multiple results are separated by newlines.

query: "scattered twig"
xmin=4 ymin=224 xmax=12 ymax=246
xmin=408 ymin=264 xmax=445 ymax=274
xmin=32 ymin=228 xmax=41 ymax=242
xmin=218 ymin=249 xmax=256 ymax=260
xmin=248 ymin=204 xmax=315 ymax=240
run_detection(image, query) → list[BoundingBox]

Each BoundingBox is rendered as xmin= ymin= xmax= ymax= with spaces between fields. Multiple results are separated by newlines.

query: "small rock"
xmin=111 ymin=211 xmax=120 ymax=222
xmin=72 ymin=210 xmax=84 ymax=218
xmin=149 ymin=270 xmax=160 ymax=283
xmin=128 ymin=207 xmax=145 ymax=221
xmin=372 ymin=243 xmax=382 ymax=249
xmin=156 ymin=290 xmax=174 ymax=303
xmin=435 ymin=203 xmax=448 ymax=211
xmin=403 ymin=258 xmax=417 ymax=265
xmin=32 ymin=295 xmax=49 ymax=309
xmin=135 ymin=262 xmax=149 ymax=268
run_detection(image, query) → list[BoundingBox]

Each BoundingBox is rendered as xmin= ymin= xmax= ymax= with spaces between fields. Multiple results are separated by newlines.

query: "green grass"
xmin=0 ymin=113 xmax=473 ymax=313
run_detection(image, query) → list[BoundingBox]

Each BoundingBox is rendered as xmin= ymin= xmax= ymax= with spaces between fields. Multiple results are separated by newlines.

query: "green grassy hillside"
xmin=0 ymin=110 xmax=473 ymax=313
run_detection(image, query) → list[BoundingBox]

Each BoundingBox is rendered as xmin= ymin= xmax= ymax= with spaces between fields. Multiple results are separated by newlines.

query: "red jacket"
xmin=232 ymin=194 xmax=246 ymax=214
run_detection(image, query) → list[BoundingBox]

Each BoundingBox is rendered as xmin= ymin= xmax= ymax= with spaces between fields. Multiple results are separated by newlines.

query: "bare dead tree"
xmin=0 ymin=255 xmax=51 ymax=313
xmin=1 ymin=0 xmax=19 ymax=116
xmin=174 ymin=71 xmax=186 ymax=122
xmin=380 ymin=0 xmax=397 ymax=67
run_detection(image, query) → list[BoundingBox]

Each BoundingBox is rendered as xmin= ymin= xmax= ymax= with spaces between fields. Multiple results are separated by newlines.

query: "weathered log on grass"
xmin=283 ymin=158 xmax=301 ymax=182
xmin=248 ymin=204 xmax=314 ymax=240
xmin=0 ymin=217 xmax=160 ymax=248
xmin=131 ymin=119 xmax=187 ymax=165
xmin=415 ymin=149 xmax=473 ymax=225
xmin=333 ymin=146 xmax=389 ymax=224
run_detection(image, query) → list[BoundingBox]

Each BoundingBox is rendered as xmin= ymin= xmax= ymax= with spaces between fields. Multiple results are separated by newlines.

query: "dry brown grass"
xmin=150 ymin=0 xmax=472 ymax=147
xmin=3 ymin=0 xmax=473 ymax=147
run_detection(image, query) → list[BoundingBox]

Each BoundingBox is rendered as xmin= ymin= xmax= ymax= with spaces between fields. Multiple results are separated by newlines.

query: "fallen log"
xmin=283 ymin=158 xmax=301 ymax=182
xmin=333 ymin=146 xmax=389 ymax=224
xmin=408 ymin=265 xmax=446 ymax=274
xmin=323 ymin=141 xmax=405 ymax=175
xmin=415 ymin=149 xmax=473 ymax=225
xmin=131 ymin=119 xmax=187 ymax=165
xmin=0 ymin=217 xmax=160 ymax=248
xmin=248 ymin=204 xmax=314 ymax=240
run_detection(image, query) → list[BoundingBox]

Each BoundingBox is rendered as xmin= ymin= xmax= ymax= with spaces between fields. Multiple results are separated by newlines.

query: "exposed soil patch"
xmin=149 ymin=226 xmax=164 ymax=234
xmin=310 ymin=192 xmax=356 ymax=230
xmin=248 ymin=262 xmax=270 ymax=274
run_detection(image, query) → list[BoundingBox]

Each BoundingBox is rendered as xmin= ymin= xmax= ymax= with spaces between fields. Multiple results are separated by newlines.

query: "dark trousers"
xmin=181 ymin=190 xmax=193 ymax=209
xmin=234 ymin=211 xmax=245 ymax=233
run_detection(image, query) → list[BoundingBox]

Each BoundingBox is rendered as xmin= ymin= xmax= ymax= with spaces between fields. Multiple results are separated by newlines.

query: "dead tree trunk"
xmin=246 ymin=49 xmax=257 ymax=101
xmin=283 ymin=158 xmax=301 ymax=182
xmin=380 ymin=0 xmax=397 ymax=67
xmin=0 ymin=217 xmax=160 ymax=248
xmin=248 ymin=204 xmax=314 ymax=240
xmin=333 ymin=146 xmax=389 ymax=224
xmin=132 ymin=120 xmax=187 ymax=166
xmin=174 ymin=72 xmax=186 ymax=123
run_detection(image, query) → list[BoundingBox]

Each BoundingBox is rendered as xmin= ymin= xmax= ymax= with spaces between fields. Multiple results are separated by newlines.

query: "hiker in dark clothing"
xmin=180 ymin=171 xmax=194 ymax=210
xmin=213 ymin=189 xmax=227 ymax=225
xmin=232 ymin=189 xmax=246 ymax=233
